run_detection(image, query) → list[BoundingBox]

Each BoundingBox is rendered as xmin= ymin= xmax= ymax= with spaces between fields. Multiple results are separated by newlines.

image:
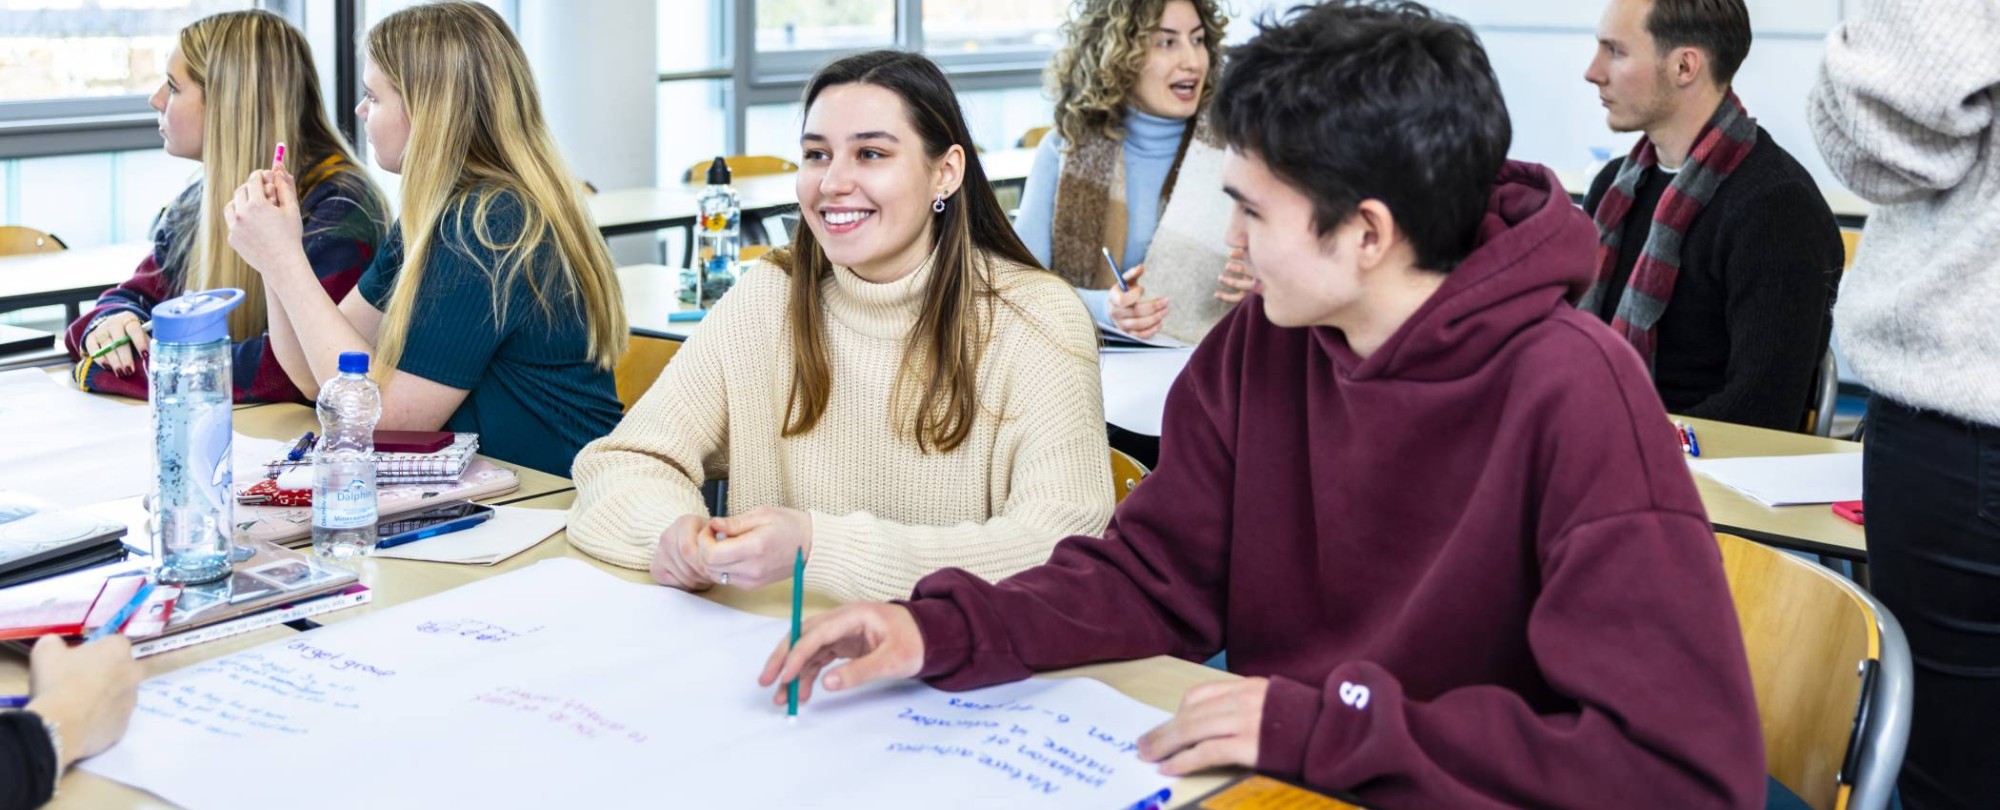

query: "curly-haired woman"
xmin=1014 ymin=0 xmax=1243 ymax=346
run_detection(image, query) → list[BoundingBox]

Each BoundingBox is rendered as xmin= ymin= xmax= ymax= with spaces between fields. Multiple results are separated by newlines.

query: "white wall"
xmin=1225 ymin=0 xmax=1849 ymax=192
xmin=521 ymin=0 xmax=660 ymax=264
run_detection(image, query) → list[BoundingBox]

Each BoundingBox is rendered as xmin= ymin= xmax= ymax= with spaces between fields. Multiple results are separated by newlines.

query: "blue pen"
xmin=1683 ymin=423 xmax=1701 ymax=457
xmin=84 ymin=580 xmax=156 ymax=643
xmin=373 ymin=512 xmax=492 ymax=551
xmin=285 ymin=431 xmax=316 ymax=462
xmin=0 ymin=696 xmax=28 ymax=709
xmin=1101 ymin=246 xmax=1130 ymax=292
xmin=1120 ymin=787 xmax=1171 ymax=810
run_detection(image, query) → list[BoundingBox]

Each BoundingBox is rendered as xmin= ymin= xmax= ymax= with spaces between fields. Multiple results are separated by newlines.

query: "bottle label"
xmin=315 ymin=478 xmax=376 ymax=529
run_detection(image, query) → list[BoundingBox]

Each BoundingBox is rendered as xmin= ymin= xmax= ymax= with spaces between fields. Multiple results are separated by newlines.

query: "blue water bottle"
xmin=147 ymin=288 xmax=244 ymax=585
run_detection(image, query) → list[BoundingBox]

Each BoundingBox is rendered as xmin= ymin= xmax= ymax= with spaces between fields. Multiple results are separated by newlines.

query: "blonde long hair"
xmin=167 ymin=9 xmax=380 ymax=339
xmin=1047 ymin=0 xmax=1227 ymax=149
xmin=365 ymin=1 xmax=625 ymax=379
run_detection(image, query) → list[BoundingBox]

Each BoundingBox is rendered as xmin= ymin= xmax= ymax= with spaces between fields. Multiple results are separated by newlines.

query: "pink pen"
xmin=272 ymin=142 xmax=286 ymax=168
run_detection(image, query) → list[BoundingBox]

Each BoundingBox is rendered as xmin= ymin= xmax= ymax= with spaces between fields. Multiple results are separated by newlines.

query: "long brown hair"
xmin=365 ymin=1 xmax=626 ymax=379
xmin=770 ymin=50 xmax=1044 ymax=453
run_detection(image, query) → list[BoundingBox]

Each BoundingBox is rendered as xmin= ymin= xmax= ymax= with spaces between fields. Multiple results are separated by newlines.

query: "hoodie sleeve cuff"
xmin=1256 ymin=675 xmax=1325 ymax=781
xmin=901 ymin=596 xmax=975 ymax=682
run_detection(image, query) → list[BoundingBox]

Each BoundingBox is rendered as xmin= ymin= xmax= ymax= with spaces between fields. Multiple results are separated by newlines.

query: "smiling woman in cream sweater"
xmin=567 ymin=50 xmax=1112 ymax=603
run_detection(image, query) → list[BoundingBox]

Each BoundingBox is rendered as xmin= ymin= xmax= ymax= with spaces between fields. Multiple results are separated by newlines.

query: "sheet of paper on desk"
xmin=1689 ymin=452 xmax=1864 ymax=507
xmin=83 ymin=558 xmax=1175 ymax=810
xmin=1101 ymin=348 xmax=1194 ymax=437
xmin=369 ymin=503 xmax=567 ymax=565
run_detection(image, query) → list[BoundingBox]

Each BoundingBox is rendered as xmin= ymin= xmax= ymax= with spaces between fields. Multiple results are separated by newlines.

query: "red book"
xmin=0 ymin=574 xmax=176 ymax=641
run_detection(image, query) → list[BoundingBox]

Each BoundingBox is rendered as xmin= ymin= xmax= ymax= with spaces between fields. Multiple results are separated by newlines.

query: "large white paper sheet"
xmin=85 ymin=558 xmax=1176 ymax=810
xmin=1689 ymin=452 xmax=1864 ymax=507
xmin=1100 ymin=348 xmax=1194 ymax=437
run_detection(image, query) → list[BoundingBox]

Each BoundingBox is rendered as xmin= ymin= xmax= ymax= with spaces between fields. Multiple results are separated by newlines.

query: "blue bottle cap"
xmin=151 ymin=289 xmax=244 ymax=344
xmin=338 ymin=352 xmax=369 ymax=374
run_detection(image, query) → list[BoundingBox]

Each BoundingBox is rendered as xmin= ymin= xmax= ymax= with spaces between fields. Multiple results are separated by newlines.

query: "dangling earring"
xmin=932 ymin=193 xmax=947 ymax=214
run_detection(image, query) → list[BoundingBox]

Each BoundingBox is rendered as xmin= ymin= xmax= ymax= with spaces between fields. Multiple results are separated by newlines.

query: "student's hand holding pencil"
xmin=224 ymin=166 xmax=305 ymax=277
xmin=758 ymin=602 xmax=923 ymax=706
xmin=81 ymin=311 xmax=151 ymax=376
xmin=24 ymin=635 xmax=142 ymax=768
xmin=1108 ymin=264 xmax=1169 ymax=339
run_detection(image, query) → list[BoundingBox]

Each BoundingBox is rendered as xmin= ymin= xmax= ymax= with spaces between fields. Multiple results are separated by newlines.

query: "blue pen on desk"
xmin=1101 ymin=246 xmax=1130 ymax=292
xmin=285 ymin=430 xmax=316 ymax=463
xmin=84 ymin=580 xmax=156 ymax=643
xmin=1683 ymin=422 xmax=1701 ymax=457
xmin=0 ymin=696 xmax=29 ymax=709
xmin=1121 ymin=787 xmax=1171 ymax=810
xmin=667 ymin=309 xmax=706 ymax=323
xmin=373 ymin=511 xmax=492 ymax=550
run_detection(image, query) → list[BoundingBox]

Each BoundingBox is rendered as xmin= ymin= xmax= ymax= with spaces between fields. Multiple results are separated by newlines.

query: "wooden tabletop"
xmin=11 ymin=488 xmax=1236 ymax=808
xmin=0 ymin=242 xmax=150 ymax=315
xmin=1680 ymin=417 xmax=1868 ymax=560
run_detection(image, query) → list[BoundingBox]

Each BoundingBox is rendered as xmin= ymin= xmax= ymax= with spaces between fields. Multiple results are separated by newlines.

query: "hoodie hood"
xmin=1320 ymin=160 xmax=1598 ymax=381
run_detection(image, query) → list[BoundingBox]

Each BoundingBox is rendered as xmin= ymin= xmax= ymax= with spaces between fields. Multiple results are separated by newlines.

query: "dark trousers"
xmin=1864 ymin=396 xmax=2000 ymax=810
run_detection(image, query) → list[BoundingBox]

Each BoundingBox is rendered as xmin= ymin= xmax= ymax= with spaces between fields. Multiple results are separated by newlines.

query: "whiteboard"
xmin=83 ymin=559 xmax=1177 ymax=810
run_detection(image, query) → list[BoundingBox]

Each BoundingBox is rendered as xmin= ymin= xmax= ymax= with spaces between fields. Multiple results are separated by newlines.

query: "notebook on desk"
xmin=234 ymin=458 xmax=521 ymax=548
xmin=262 ymin=432 xmax=481 ymax=484
xmin=0 ymin=495 xmax=131 ymax=588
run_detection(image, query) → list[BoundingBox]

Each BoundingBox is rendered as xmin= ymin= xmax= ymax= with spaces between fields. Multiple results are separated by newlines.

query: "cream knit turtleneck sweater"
xmin=567 ymin=251 xmax=1114 ymax=602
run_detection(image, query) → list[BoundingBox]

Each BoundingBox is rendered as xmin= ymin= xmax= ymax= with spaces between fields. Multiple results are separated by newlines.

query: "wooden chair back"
xmin=0 ymin=226 xmax=67 ymax=256
xmin=613 ymin=335 xmax=681 ymax=411
xmin=683 ymin=156 xmax=798 ymax=184
xmin=1717 ymin=533 xmax=1877 ymax=810
xmin=1109 ymin=448 xmax=1149 ymax=504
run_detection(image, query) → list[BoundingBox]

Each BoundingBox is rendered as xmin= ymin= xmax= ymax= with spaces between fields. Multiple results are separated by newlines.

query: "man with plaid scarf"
xmin=1581 ymin=0 xmax=1843 ymax=431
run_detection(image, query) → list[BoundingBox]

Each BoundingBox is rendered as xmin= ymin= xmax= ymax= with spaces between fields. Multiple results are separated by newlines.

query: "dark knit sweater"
xmin=0 ymin=711 xmax=57 ymax=810
xmin=1583 ymin=129 xmax=1844 ymax=430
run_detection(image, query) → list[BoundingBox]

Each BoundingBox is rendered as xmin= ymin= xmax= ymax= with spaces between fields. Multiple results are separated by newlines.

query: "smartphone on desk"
xmin=375 ymin=500 xmax=494 ymax=550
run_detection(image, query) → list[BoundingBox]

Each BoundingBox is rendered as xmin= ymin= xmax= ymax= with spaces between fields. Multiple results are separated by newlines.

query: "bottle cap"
xmin=151 ymin=288 xmax=244 ymax=344
xmin=338 ymin=351 xmax=369 ymax=374
xmin=705 ymin=156 xmax=731 ymax=186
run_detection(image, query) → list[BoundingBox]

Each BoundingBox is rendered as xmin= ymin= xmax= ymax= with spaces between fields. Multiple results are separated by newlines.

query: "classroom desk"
xmin=587 ymin=148 xmax=1037 ymax=239
xmin=1681 ymin=416 xmax=1868 ymax=561
xmin=11 ymin=489 xmax=1237 ymax=809
xmin=1551 ymin=167 xmax=1873 ymax=228
xmin=35 ymin=366 xmax=267 ymax=410
xmin=0 ymin=242 xmax=151 ymax=322
xmin=618 ymin=263 xmax=701 ymax=340
xmin=232 ymin=403 xmax=574 ymax=505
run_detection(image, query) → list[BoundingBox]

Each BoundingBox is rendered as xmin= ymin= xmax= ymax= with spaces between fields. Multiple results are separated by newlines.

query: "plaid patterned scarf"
xmin=1579 ymin=92 xmax=1758 ymax=368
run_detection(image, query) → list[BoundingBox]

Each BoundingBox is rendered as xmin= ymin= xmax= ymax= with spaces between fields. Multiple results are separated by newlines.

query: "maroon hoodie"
xmin=902 ymin=162 xmax=1765 ymax=808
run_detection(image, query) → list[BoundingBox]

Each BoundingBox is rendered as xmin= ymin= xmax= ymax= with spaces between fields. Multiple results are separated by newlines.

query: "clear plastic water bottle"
xmin=312 ymin=351 xmax=380 ymax=560
xmin=690 ymin=156 xmax=740 ymax=308
xmin=149 ymin=288 xmax=244 ymax=585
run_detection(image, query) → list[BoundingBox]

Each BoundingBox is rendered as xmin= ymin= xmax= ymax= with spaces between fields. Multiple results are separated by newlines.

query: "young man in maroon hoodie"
xmin=758 ymin=2 xmax=1765 ymax=806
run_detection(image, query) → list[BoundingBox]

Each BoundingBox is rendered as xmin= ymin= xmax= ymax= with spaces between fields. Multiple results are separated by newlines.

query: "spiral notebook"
xmin=263 ymin=432 xmax=480 ymax=484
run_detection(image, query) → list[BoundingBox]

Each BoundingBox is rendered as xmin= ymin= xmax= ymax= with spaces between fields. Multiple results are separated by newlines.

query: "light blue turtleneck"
xmin=1012 ymin=108 xmax=1190 ymax=318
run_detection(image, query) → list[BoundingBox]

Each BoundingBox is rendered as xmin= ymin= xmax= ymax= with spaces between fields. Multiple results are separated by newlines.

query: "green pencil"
xmin=787 ymin=547 xmax=804 ymax=718
xmin=87 ymin=321 xmax=153 ymax=362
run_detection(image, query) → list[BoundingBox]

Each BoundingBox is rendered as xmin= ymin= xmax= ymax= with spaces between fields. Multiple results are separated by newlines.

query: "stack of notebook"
xmin=263 ymin=432 xmax=481 ymax=485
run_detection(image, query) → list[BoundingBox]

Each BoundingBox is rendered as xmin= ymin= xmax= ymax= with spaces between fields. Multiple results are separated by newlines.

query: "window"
xmin=754 ymin=0 xmax=894 ymax=53
xmin=919 ymin=0 xmax=1066 ymax=57
xmin=0 ymin=0 xmax=251 ymax=104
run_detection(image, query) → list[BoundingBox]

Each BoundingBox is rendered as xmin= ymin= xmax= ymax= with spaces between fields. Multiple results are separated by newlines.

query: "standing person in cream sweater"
xmin=1810 ymin=2 xmax=2000 ymax=807
xmin=567 ymin=51 xmax=1113 ymax=603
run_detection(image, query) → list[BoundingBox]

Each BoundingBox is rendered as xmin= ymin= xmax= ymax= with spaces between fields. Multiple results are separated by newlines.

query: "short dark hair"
xmin=1645 ymin=0 xmax=1752 ymax=87
xmin=1215 ymin=1 xmax=1510 ymax=272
